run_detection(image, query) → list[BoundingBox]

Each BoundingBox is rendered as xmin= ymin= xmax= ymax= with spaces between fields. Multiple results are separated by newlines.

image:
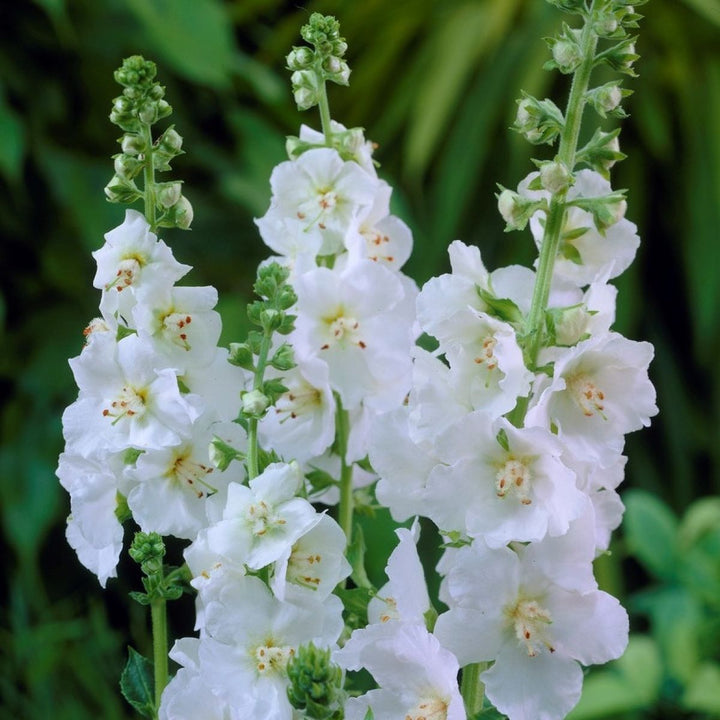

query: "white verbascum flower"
xmin=424 ymin=413 xmax=585 ymax=546
xmin=205 ymin=462 xmax=318 ymax=570
xmin=526 ymin=332 xmax=657 ymax=466
xmin=292 ymin=259 xmax=414 ymax=410
xmin=258 ymin=357 xmax=335 ymax=463
xmin=196 ymin=575 xmax=342 ymax=719
xmin=260 ymin=147 xmax=379 ymax=256
xmin=338 ymin=622 xmax=466 ymax=720
xmin=56 ymin=450 xmax=125 ymax=587
xmin=132 ymin=284 xmax=222 ymax=369
xmin=521 ymin=169 xmax=640 ymax=287
xmin=435 ymin=527 xmax=627 ymax=720
xmin=64 ymin=332 xmax=202 ymax=455
xmin=271 ymin=513 xmax=350 ymax=602
xmin=93 ymin=209 xmax=190 ymax=319
xmin=125 ymin=419 xmax=246 ymax=540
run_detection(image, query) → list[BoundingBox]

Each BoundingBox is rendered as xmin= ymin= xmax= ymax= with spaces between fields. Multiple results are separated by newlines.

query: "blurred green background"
xmin=1 ymin=0 xmax=719 ymax=718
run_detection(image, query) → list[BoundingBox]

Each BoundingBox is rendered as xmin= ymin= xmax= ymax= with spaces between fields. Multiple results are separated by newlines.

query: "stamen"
xmin=495 ymin=458 xmax=533 ymax=505
xmin=506 ymin=598 xmax=554 ymax=657
xmin=567 ymin=373 xmax=607 ymax=419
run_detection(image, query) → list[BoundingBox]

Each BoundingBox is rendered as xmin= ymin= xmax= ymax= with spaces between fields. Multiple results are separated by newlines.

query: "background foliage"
xmin=1 ymin=1 xmax=718 ymax=718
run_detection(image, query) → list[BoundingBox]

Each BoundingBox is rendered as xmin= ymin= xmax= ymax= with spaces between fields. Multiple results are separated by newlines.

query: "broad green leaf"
xmin=568 ymin=635 xmax=662 ymax=719
xmin=683 ymin=662 xmax=720 ymax=714
xmin=622 ymin=489 xmax=678 ymax=580
xmin=125 ymin=0 xmax=236 ymax=89
xmin=680 ymin=0 xmax=720 ymax=26
xmin=120 ymin=647 xmax=154 ymax=718
xmin=679 ymin=496 xmax=720 ymax=548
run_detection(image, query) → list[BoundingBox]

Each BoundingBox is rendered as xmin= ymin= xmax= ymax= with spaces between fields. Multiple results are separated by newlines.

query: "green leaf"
xmin=477 ymin=287 xmax=523 ymax=324
xmin=120 ymin=647 xmax=155 ymax=717
xmin=567 ymin=635 xmax=662 ymax=719
xmin=683 ymin=662 xmax=720 ymax=714
xmin=346 ymin=523 xmax=373 ymax=590
xmin=125 ymin=0 xmax=236 ymax=89
xmin=622 ymin=489 xmax=678 ymax=580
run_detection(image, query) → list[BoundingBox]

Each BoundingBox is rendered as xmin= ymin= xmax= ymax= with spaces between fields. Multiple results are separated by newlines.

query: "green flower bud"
xmin=158 ymin=126 xmax=183 ymax=154
xmin=287 ymin=643 xmax=344 ymax=720
xmin=539 ymin=160 xmax=572 ymax=194
xmin=552 ymin=38 xmax=582 ymax=74
xmin=113 ymin=153 xmax=143 ymax=180
xmin=270 ymin=343 xmax=296 ymax=372
xmin=228 ymin=342 xmax=255 ymax=371
xmin=260 ymin=308 xmax=284 ymax=331
xmin=286 ymin=46 xmax=315 ymax=71
xmin=157 ymin=181 xmax=182 ymax=209
xmin=129 ymin=531 xmax=165 ymax=568
xmin=104 ymin=174 xmax=142 ymax=203
xmin=138 ymin=101 xmax=157 ymax=125
xmin=121 ymin=134 xmax=147 ymax=155
xmin=170 ymin=195 xmax=193 ymax=230
xmin=241 ymin=389 xmax=270 ymax=417
xmin=594 ymin=12 xmax=619 ymax=36
xmin=513 ymin=94 xmax=565 ymax=146
xmin=114 ymin=56 xmax=157 ymax=89
xmin=497 ymin=186 xmax=548 ymax=232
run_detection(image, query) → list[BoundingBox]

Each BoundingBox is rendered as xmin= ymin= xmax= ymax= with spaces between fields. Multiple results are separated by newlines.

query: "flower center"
xmin=474 ymin=336 xmax=498 ymax=371
xmin=567 ymin=372 xmax=607 ymax=418
xmin=106 ymin=256 xmax=143 ymax=292
xmin=161 ymin=311 xmax=193 ymax=350
xmin=506 ymin=598 xmax=554 ymax=657
xmin=495 ymin=458 xmax=533 ymax=505
xmin=320 ymin=310 xmax=365 ymax=350
xmin=405 ymin=697 xmax=448 ymax=720
xmin=103 ymin=385 xmax=147 ymax=424
xmin=363 ymin=229 xmax=394 ymax=264
xmin=246 ymin=500 xmax=286 ymax=537
xmin=275 ymin=381 xmax=323 ymax=421
xmin=254 ymin=642 xmax=295 ymax=675
xmin=287 ymin=545 xmax=323 ymax=590
xmin=168 ymin=451 xmax=216 ymax=499
xmin=318 ymin=189 xmax=337 ymax=211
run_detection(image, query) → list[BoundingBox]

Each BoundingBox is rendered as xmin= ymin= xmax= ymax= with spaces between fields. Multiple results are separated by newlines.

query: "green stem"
xmin=509 ymin=6 xmax=599 ymax=428
xmin=523 ymin=8 xmax=599 ymax=370
xmin=335 ymin=397 xmax=353 ymax=544
xmin=247 ymin=328 xmax=274 ymax=482
xmin=460 ymin=662 xmax=486 ymax=716
xmin=317 ymin=73 xmax=334 ymax=146
xmin=150 ymin=597 xmax=168 ymax=716
xmin=142 ymin=123 xmax=156 ymax=230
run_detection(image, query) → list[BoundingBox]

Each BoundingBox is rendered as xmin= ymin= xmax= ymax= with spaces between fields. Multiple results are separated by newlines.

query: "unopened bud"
xmin=114 ymin=153 xmax=142 ymax=180
xmin=241 ymin=389 xmax=269 ymax=417
xmin=286 ymin=46 xmax=314 ymax=70
xmin=121 ymin=134 xmax=147 ymax=155
xmin=539 ymin=161 xmax=572 ymax=195
xmin=172 ymin=195 xmax=193 ymax=230
xmin=552 ymin=39 xmax=582 ymax=74
xmin=157 ymin=182 xmax=182 ymax=209
xmin=138 ymin=101 xmax=156 ymax=125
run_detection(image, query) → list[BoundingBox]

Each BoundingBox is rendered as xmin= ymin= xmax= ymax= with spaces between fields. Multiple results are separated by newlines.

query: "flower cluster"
xmin=57 ymin=4 xmax=657 ymax=720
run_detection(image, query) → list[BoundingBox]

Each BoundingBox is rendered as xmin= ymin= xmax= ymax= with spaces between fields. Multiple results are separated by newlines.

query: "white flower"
xmin=64 ymin=333 xmax=202 ymax=455
xmin=337 ymin=623 xmax=465 ymax=720
xmin=132 ymin=284 xmax=222 ymax=369
xmin=205 ymin=462 xmax=318 ymax=570
xmin=368 ymin=523 xmax=430 ymax=626
xmin=526 ymin=332 xmax=657 ymax=466
xmin=126 ymin=419 xmax=246 ymax=540
xmin=258 ymin=357 xmax=335 ymax=463
xmin=271 ymin=513 xmax=350 ymax=602
xmin=57 ymin=450 xmax=124 ymax=587
xmin=197 ymin=575 xmax=342 ymax=718
xmin=261 ymin=147 xmax=379 ymax=256
xmin=424 ymin=413 xmax=585 ymax=546
xmin=435 ymin=530 xmax=628 ymax=720
xmin=93 ymin=209 xmax=190 ymax=319
xmin=521 ymin=170 xmax=640 ymax=287
xmin=292 ymin=260 xmax=414 ymax=410
xmin=254 ymin=215 xmax=322 ymax=280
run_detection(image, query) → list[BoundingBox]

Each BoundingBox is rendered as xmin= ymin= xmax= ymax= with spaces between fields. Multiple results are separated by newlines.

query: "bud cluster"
xmin=287 ymin=13 xmax=350 ymax=111
xmin=105 ymin=55 xmax=192 ymax=230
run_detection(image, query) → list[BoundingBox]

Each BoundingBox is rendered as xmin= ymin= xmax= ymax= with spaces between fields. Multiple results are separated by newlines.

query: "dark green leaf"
xmin=120 ymin=647 xmax=154 ymax=717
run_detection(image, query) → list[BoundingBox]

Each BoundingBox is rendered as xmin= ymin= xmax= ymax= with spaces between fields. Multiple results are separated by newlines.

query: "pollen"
xmin=506 ymin=597 xmax=554 ymax=657
xmin=474 ymin=336 xmax=498 ymax=371
xmin=405 ymin=696 xmax=448 ymax=720
xmin=495 ymin=457 xmax=533 ymax=505
xmin=567 ymin=372 xmax=607 ymax=419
